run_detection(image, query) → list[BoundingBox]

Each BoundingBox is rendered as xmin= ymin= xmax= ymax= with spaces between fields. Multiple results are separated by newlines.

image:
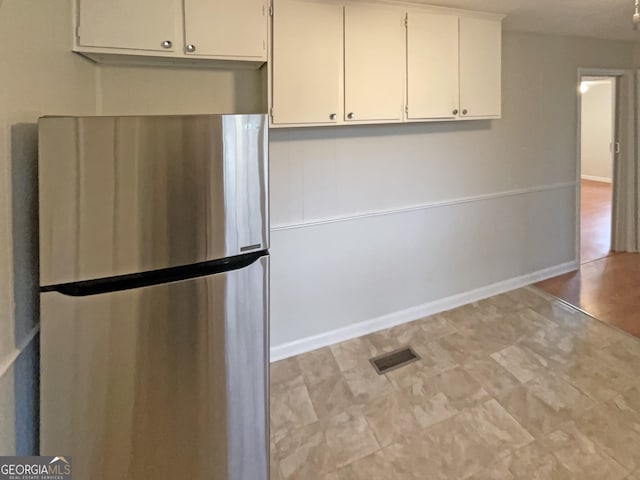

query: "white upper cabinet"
xmin=344 ymin=5 xmax=405 ymax=122
xmin=183 ymin=0 xmax=267 ymax=59
xmin=74 ymin=0 xmax=268 ymax=65
xmin=77 ymin=0 xmax=180 ymax=52
xmin=406 ymin=11 xmax=459 ymax=120
xmin=268 ymin=1 xmax=503 ymax=127
xmin=271 ymin=0 xmax=343 ymax=125
xmin=459 ymin=16 xmax=502 ymax=118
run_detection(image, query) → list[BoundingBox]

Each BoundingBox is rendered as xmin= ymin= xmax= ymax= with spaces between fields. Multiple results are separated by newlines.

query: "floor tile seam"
xmin=416 ymin=396 xmax=509 ymax=441
xmin=272 ymin=425 xmax=331 ymax=479
xmin=421 ymin=410 xmax=524 ymax=480
xmin=610 ymin=393 xmax=640 ymax=424
xmin=519 ymin=371 xmax=599 ymax=419
xmin=358 ymin=399 xmax=407 ymax=454
xmin=340 ymin=366 xmax=397 ymax=405
xmin=482 ymin=397 xmax=538 ymax=451
xmin=618 ymin=383 xmax=640 ymax=403
xmin=555 ymin=359 xmax=640 ymax=404
xmin=577 ymin=428 xmax=639 ymax=474
xmin=298 ymin=377 xmax=328 ymax=426
xmin=331 ymin=433 xmax=383 ymax=472
xmin=587 ymin=443 xmax=634 ymax=478
xmin=306 ymin=399 xmax=386 ymax=463
xmin=358 ymin=383 xmax=405 ymax=414
xmin=470 ymin=376 xmax=523 ymax=402
xmin=388 ymin=372 xmax=461 ymax=415
xmin=558 ymin=374 xmax=620 ymax=406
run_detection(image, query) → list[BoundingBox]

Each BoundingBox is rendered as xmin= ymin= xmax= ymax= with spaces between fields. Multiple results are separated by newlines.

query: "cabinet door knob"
xmin=462 ymin=109 xmax=468 ymax=115
xmin=329 ymin=113 xmax=337 ymax=120
xmin=161 ymin=40 xmax=172 ymax=49
xmin=186 ymin=44 xmax=196 ymax=53
xmin=347 ymin=112 xmax=354 ymax=119
xmin=453 ymin=109 xmax=458 ymax=115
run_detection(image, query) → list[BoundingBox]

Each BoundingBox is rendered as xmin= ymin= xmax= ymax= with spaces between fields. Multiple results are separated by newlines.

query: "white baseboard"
xmin=270 ymin=260 xmax=578 ymax=362
xmin=581 ymin=175 xmax=612 ymax=184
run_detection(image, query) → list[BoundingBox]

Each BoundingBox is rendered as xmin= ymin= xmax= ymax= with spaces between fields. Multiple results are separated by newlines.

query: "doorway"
xmin=578 ymin=75 xmax=616 ymax=264
xmin=535 ymin=69 xmax=640 ymax=338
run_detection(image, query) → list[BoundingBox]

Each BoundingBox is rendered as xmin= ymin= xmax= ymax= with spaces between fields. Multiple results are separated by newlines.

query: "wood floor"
xmin=536 ymin=179 xmax=640 ymax=338
xmin=580 ymin=179 xmax=612 ymax=263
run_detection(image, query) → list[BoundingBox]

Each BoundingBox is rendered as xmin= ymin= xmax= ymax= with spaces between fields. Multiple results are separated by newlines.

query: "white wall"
xmin=0 ymin=0 xmax=97 ymax=454
xmin=268 ymin=31 xmax=634 ymax=354
xmin=581 ymin=80 xmax=614 ymax=182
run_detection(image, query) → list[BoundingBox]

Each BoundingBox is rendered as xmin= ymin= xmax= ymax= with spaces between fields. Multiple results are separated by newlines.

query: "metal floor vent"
xmin=370 ymin=346 xmax=420 ymax=375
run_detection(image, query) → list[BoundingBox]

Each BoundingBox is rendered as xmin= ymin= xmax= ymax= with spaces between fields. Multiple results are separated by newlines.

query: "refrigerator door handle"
xmin=41 ymin=251 xmax=268 ymax=297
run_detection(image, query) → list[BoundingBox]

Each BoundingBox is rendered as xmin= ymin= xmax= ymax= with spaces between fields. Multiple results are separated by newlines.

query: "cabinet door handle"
xmin=186 ymin=44 xmax=196 ymax=53
xmin=453 ymin=109 xmax=458 ymax=115
xmin=347 ymin=112 xmax=354 ymax=119
xmin=161 ymin=40 xmax=172 ymax=49
xmin=462 ymin=109 xmax=468 ymax=115
xmin=329 ymin=113 xmax=337 ymax=120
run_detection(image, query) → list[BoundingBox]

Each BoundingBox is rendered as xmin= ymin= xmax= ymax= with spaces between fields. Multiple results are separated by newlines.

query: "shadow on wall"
xmin=235 ymin=67 xmax=268 ymax=114
xmin=269 ymin=118 xmax=493 ymax=142
xmin=11 ymin=123 xmax=40 ymax=455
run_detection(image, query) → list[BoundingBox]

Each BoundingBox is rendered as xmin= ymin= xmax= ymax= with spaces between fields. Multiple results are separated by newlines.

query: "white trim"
xmin=0 ymin=326 xmax=40 ymax=379
xmin=271 ymin=181 xmax=577 ymax=232
xmin=578 ymin=68 xmax=626 ymax=77
xmin=581 ymin=175 xmax=612 ymax=183
xmin=270 ymin=260 xmax=578 ymax=362
xmin=576 ymin=68 xmax=624 ymax=265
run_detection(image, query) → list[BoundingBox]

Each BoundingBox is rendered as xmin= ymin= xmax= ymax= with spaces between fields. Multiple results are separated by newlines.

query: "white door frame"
xmin=575 ymin=67 xmax=625 ymax=265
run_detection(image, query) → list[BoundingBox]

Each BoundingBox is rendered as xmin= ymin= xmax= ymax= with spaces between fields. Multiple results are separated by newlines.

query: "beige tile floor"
xmin=269 ymin=287 xmax=640 ymax=480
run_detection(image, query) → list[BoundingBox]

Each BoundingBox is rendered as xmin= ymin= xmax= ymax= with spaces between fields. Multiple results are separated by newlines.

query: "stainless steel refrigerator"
xmin=38 ymin=114 xmax=269 ymax=480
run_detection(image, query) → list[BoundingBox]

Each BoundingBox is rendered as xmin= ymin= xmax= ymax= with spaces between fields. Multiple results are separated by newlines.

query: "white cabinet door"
xmin=183 ymin=0 xmax=267 ymax=59
xmin=459 ymin=16 xmax=502 ymax=118
xmin=344 ymin=5 xmax=405 ymax=122
xmin=271 ymin=0 xmax=343 ymax=125
xmin=407 ymin=11 xmax=459 ymax=120
xmin=78 ymin=0 xmax=180 ymax=52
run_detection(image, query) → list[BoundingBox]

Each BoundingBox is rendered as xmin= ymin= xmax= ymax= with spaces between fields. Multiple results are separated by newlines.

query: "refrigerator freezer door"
xmin=39 ymin=114 xmax=268 ymax=286
xmin=40 ymin=256 xmax=269 ymax=480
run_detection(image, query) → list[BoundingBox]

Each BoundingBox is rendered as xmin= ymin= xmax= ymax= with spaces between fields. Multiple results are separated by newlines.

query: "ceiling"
xmin=408 ymin=0 xmax=640 ymax=42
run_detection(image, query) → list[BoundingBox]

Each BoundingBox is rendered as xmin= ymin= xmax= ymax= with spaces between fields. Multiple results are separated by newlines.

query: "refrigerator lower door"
xmin=40 ymin=256 xmax=269 ymax=480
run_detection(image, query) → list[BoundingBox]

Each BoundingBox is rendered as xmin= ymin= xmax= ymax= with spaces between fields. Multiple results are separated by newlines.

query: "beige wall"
xmin=0 ymin=0 xmax=97 ymax=454
xmin=97 ymin=65 xmax=264 ymax=115
xmin=581 ymin=80 xmax=614 ymax=182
